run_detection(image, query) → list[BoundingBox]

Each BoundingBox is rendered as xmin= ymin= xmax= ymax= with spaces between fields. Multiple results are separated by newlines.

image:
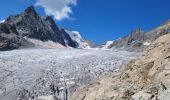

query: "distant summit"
xmin=64 ymin=29 xmax=92 ymax=49
xmin=103 ymin=20 xmax=170 ymax=52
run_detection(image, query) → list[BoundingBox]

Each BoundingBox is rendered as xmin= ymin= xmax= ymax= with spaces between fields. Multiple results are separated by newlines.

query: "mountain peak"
xmin=0 ymin=6 xmax=87 ymax=50
xmin=24 ymin=5 xmax=37 ymax=15
xmin=131 ymin=28 xmax=143 ymax=33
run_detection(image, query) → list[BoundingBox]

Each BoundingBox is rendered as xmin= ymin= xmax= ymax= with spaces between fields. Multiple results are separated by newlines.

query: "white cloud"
xmin=35 ymin=0 xmax=77 ymax=21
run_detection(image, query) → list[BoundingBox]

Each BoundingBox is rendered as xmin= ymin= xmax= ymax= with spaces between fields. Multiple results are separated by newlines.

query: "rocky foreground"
xmin=70 ymin=34 xmax=170 ymax=100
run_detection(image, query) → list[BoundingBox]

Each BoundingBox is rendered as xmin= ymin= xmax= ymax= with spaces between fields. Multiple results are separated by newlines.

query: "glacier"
xmin=0 ymin=48 xmax=139 ymax=99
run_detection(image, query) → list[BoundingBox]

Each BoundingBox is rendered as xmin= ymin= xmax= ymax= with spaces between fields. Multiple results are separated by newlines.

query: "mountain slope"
xmin=0 ymin=6 xmax=81 ymax=50
xmin=70 ymin=33 xmax=170 ymax=100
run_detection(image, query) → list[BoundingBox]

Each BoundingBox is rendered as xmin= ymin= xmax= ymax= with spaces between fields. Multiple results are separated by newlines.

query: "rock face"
xmin=106 ymin=21 xmax=170 ymax=51
xmin=70 ymin=33 xmax=170 ymax=100
xmin=60 ymin=29 xmax=78 ymax=48
xmin=0 ymin=6 xmax=83 ymax=50
xmin=0 ymin=23 xmax=33 ymax=50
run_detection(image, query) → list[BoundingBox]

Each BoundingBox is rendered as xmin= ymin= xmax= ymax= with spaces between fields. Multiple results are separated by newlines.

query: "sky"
xmin=0 ymin=0 xmax=170 ymax=44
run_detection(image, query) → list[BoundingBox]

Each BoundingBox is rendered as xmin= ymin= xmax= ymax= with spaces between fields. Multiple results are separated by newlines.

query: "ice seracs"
xmin=0 ymin=48 xmax=138 ymax=100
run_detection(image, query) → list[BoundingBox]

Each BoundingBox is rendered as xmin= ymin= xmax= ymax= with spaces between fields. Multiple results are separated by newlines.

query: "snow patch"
xmin=38 ymin=95 xmax=54 ymax=100
xmin=0 ymin=20 xmax=5 ymax=23
xmin=143 ymin=42 xmax=150 ymax=46
xmin=105 ymin=41 xmax=114 ymax=46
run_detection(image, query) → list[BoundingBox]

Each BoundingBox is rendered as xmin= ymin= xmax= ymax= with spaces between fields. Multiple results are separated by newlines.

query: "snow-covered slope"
xmin=101 ymin=41 xmax=114 ymax=49
xmin=64 ymin=29 xmax=91 ymax=49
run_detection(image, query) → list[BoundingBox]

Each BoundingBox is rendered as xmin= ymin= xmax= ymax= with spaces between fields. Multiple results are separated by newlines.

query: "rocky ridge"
xmin=104 ymin=20 xmax=170 ymax=51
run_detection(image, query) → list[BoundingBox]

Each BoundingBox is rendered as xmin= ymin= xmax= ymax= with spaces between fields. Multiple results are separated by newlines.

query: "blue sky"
xmin=0 ymin=0 xmax=170 ymax=44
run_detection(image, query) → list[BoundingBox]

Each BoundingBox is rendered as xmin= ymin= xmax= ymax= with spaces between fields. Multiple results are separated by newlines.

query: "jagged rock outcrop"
xmin=0 ymin=6 xmax=82 ymax=50
xmin=70 ymin=33 xmax=170 ymax=100
xmin=106 ymin=21 xmax=170 ymax=51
